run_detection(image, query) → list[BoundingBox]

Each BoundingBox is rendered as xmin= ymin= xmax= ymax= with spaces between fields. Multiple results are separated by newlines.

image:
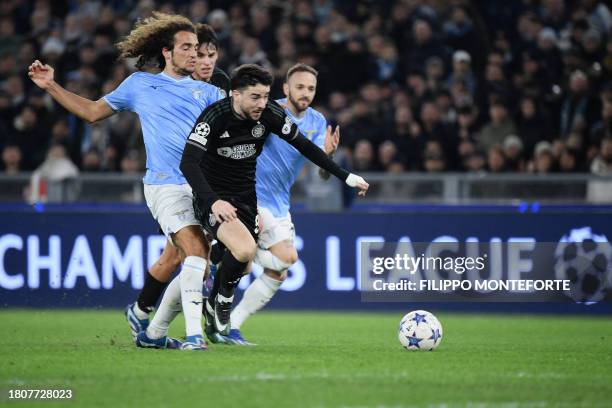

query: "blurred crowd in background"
xmin=0 ymin=0 xmax=611 ymax=178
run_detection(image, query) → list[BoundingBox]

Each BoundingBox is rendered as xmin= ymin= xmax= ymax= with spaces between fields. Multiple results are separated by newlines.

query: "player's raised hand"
xmin=345 ymin=173 xmax=369 ymax=197
xmin=211 ymin=199 xmax=238 ymax=222
xmin=28 ymin=60 xmax=54 ymax=90
xmin=324 ymin=125 xmax=340 ymax=155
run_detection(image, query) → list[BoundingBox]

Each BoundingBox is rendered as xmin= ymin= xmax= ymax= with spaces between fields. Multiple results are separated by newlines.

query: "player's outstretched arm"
xmin=28 ymin=60 xmax=114 ymax=124
xmin=287 ymin=133 xmax=369 ymax=196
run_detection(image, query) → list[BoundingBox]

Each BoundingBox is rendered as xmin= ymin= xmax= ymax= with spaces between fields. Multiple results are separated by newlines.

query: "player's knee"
xmin=173 ymin=226 xmax=207 ymax=258
xmin=276 ymin=248 xmax=298 ymax=267
xmin=232 ymin=241 xmax=257 ymax=263
xmin=286 ymin=248 xmax=299 ymax=265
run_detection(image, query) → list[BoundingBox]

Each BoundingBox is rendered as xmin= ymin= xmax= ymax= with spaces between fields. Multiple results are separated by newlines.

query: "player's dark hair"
xmin=230 ymin=64 xmax=273 ymax=91
xmin=196 ymin=23 xmax=219 ymax=49
xmin=116 ymin=11 xmax=195 ymax=70
xmin=286 ymin=63 xmax=318 ymax=82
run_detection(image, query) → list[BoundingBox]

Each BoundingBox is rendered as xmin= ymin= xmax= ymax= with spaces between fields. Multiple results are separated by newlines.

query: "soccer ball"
xmin=398 ymin=310 xmax=443 ymax=351
xmin=554 ymin=227 xmax=612 ymax=303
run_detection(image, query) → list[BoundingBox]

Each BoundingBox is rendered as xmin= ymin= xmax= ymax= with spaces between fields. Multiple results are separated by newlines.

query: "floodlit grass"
xmin=1 ymin=310 xmax=611 ymax=407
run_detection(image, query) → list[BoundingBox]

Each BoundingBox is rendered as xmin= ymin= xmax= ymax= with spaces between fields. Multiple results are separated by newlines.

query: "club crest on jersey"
xmin=175 ymin=209 xmax=189 ymax=221
xmin=304 ymin=129 xmax=316 ymax=139
xmin=208 ymin=212 xmax=216 ymax=227
xmin=192 ymin=89 xmax=202 ymax=100
xmin=252 ymin=123 xmax=265 ymax=138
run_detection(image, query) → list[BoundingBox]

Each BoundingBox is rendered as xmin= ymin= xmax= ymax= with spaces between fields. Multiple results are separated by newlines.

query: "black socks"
xmin=137 ymin=271 xmax=167 ymax=312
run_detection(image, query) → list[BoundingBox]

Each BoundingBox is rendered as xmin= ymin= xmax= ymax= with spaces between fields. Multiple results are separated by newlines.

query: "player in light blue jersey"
xmin=217 ymin=63 xmax=340 ymax=345
xmin=28 ymin=12 xmax=223 ymax=351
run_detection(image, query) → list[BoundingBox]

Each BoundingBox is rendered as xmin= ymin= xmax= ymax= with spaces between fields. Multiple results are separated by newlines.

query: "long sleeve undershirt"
xmin=180 ymin=133 xmax=350 ymax=209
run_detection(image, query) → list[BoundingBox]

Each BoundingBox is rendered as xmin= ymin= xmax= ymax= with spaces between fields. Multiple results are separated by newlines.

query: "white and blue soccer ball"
xmin=554 ymin=227 xmax=612 ymax=303
xmin=398 ymin=310 xmax=443 ymax=351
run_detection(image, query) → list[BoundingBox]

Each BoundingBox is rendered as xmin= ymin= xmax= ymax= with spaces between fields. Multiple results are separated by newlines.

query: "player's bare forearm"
xmin=46 ymin=81 xmax=114 ymax=124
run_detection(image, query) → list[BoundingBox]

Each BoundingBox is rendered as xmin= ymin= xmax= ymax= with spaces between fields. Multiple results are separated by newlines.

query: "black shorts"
xmin=193 ymin=191 xmax=259 ymax=241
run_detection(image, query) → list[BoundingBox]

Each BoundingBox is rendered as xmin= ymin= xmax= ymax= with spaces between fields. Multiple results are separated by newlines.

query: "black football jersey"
xmin=209 ymin=67 xmax=230 ymax=96
xmin=185 ymin=98 xmax=300 ymax=196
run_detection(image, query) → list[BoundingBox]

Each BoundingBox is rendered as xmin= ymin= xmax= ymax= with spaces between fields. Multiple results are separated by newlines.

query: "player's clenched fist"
xmin=346 ymin=173 xmax=369 ymax=197
xmin=28 ymin=60 xmax=55 ymax=90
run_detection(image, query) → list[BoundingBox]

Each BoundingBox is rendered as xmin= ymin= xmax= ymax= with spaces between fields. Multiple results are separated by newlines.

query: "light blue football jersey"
xmin=103 ymin=71 xmax=223 ymax=185
xmin=256 ymin=98 xmax=327 ymax=217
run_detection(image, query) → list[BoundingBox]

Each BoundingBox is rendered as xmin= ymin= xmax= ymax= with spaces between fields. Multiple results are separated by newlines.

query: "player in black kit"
xmin=192 ymin=23 xmax=230 ymax=96
xmin=124 ymin=23 xmax=233 ymax=344
xmin=180 ymin=64 xmax=369 ymax=334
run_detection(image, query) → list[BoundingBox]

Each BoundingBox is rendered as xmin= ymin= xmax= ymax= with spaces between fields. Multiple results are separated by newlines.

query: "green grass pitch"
xmin=1 ymin=310 xmax=611 ymax=407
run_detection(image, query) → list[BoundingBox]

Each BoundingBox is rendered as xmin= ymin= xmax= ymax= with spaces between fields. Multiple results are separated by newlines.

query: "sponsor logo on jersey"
xmin=252 ymin=123 xmax=265 ymax=138
xmin=217 ymin=147 xmax=233 ymax=157
xmin=220 ymin=131 xmax=230 ymax=139
xmin=217 ymin=144 xmax=257 ymax=159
